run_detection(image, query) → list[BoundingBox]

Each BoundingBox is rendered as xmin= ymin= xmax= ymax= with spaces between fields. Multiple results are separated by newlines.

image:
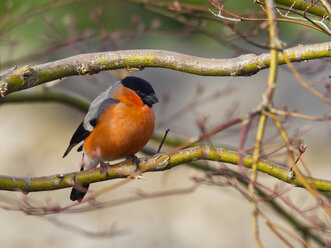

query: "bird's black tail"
xmin=70 ymin=183 xmax=90 ymax=202
xmin=70 ymin=165 xmax=89 ymax=202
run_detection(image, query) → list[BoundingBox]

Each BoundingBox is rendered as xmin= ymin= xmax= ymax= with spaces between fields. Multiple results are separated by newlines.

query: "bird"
xmin=63 ymin=76 xmax=158 ymax=201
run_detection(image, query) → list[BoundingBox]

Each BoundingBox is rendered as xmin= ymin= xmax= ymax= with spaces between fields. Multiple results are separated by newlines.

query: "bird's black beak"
xmin=144 ymin=93 xmax=159 ymax=107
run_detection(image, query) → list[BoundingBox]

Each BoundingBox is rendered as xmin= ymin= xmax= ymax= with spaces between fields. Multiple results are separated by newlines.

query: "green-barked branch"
xmin=0 ymin=42 xmax=330 ymax=95
xmin=0 ymin=88 xmax=90 ymax=112
xmin=275 ymin=0 xmax=330 ymax=18
xmin=0 ymin=146 xmax=331 ymax=193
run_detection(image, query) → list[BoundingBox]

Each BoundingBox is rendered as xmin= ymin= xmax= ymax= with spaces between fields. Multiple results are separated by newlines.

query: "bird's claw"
xmin=100 ymin=161 xmax=110 ymax=177
xmin=127 ymin=154 xmax=140 ymax=171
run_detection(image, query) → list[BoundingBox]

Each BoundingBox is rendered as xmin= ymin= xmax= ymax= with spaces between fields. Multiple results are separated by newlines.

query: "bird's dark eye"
xmin=136 ymin=90 xmax=145 ymax=98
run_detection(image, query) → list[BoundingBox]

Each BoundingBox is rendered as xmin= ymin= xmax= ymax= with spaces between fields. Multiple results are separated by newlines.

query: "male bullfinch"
xmin=63 ymin=76 xmax=158 ymax=201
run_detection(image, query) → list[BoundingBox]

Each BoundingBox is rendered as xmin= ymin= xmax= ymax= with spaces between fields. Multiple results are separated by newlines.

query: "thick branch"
xmin=0 ymin=146 xmax=330 ymax=193
xmin=275 ymin=0 xmax=329 ymax=18
xmin=0 ymin=42 xmax=330 ymax=95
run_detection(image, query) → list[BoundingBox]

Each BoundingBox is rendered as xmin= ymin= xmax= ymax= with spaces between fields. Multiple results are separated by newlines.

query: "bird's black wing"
xmin=63 ymin=120 xmax=96 ymax=158
xmin=63 ymin=98 xmax=120 ymax=158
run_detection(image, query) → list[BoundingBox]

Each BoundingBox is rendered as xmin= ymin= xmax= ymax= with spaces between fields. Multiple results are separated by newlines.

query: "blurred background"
xmin=0 ymin=0 xmax=330 ymax=247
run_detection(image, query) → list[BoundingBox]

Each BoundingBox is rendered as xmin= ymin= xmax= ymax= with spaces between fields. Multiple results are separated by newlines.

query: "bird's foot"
xmin=127 ymin=154 xmax=140 ymax=171
xmin=126 ymin=155 xmax=144 ymax=179
xmin=100 ymin=161 xmax=110 ymax=177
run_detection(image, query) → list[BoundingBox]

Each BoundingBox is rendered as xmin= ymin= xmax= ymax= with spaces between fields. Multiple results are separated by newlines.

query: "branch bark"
xmin=0 ymin=89 xmax=90 ymax=112
xmin=1 ymin=146 xmax=331 ymax=193
xmin=0 ymin=42 xmax=330 ymax=95
xmin=275 ymin=0 xmax=329 ymax=18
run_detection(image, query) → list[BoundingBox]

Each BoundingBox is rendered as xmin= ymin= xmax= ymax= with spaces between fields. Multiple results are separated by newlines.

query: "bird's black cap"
xmin=121 ymin=76 xmax=158 ymax=106
xmin=122 ymin=76 xmax=155 ymax=95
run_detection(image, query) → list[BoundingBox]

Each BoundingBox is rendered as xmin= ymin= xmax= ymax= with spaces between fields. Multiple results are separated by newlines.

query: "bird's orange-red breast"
xmin=63 ymin=76 xmax=158 ymax=201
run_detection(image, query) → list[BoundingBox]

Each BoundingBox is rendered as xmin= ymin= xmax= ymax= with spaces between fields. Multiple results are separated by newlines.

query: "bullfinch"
xmin=63 ymin=76 xmax=158 ymax=201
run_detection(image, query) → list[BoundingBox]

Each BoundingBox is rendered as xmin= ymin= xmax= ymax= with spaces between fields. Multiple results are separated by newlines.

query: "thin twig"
xmin=157 ymin=129 xmax=170 ymax=153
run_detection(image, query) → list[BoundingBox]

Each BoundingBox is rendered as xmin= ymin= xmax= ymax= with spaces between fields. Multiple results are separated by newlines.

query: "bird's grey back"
xmin=83 ymin=81 xmax=122 ymax=131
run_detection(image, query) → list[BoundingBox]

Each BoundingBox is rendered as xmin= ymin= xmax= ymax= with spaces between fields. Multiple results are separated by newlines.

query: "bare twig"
xmin=248 ymin=0 xmax=282 ymax=246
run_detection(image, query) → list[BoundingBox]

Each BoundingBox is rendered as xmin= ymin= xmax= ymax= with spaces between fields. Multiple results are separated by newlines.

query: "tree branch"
xmin=275 ymin=0 xmax=329 ymax=18
xmin=0 ymin=89 xmax=90 ymax=112
xmin=0 ymin=42 xmax=330 ymax=95
xmin=1 ymin=146 xmax=331 ymax=193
